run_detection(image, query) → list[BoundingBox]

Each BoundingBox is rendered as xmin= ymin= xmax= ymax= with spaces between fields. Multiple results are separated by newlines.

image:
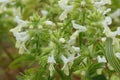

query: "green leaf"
xmin=86 ymin=63 xmax=104 ymax=80
xmin=92 ymin=75 xmax=107 ymax=80
xmin=9 ymin=54 xmax=35 ymax=69
xmin=105 ymin=37 xmax=120 ymax=73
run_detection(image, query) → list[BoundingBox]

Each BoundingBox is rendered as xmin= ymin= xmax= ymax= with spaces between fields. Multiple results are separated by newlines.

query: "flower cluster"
xmin=8 ymin=0 xmax=120 ymax=79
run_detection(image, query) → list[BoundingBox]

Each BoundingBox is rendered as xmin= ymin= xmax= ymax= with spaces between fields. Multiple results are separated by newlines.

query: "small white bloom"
xmin=48 ymin=55 xmax=56 ymax=76
xmin=59 ymin=38 xmax=66 ymax=43
xmin=15 ymin=32 xmax=30 ymax=42
xmin=94 ymin=0 xmax=111 ymax=6
xmin=14 ymin=16 xmax=27 ymax=26
xmin=58 ymin=0 xmax=73 ymax=20
xmin=10 ymin=26 xmax=21 ymax=33
xmin=88 ymin=45 xmax=93 ymax=54
xmin=103 ymin=8 xmax=111 ymax=15
xmin=68 ymin=30 xmax=80 ymax=45
xmin=115 ymin=52 xmax=120 ymax=60
xmin=101 ymin=37 xmax=106 ymax=42
xmin=45 ymin=20 xmax=55 ymax=26
xmin=110 ymin=9 xmax=120 ymax=20
xmin=83 ymin=58 xmax=87 ymax=63
xmin=97 ymin=56 xmax=107 ymax=63
xmin=101 ymin=0 xmax=111 ymax=5
xmin=72 ymin=20 xmax=87 ymax=32
xmin=61 ymin=53 xmax=80 ymax=75
xmin=16 ymin=41 xmax=28 ymax=54
xmin=41 ymin=10 xmax=48 ymax=16
xmin=68 ymin=20 xmax=87 ymax=45
xmin=10 ymin=27 xmax=30 ymax=42
xmin=0 ymin=0 xmax=9 ymax=3
xmin=72 ymin=46 xmax=80 ymax=53
xmin=102 ymin=16 xmax=117 ymax=38
xmin=81 ymin=1 xmax=86 ymax=7
xmin=116 ymin=27 xmax=120 ymax=35
xmin=102 ymin=18 xmax=120 ymax=48
xmin=12 ymin=7 xmax=21 ymax=17
xmin=105 ymin=16 xmax=112 ymax=25
xmin=61 ymin=55 xmax=70 ymax=75
xmin=10 ymin=27 xmax=30 ymax=54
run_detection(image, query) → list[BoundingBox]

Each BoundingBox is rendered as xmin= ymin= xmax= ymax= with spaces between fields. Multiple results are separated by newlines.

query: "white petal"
xmin=116 ymin=27 xmax=120 ymax=35
xmin=14 ymin=16 xmax=27 ymax=26
xmin=72 ymin=20 xmax=87 ymax=32
xmin=103 ymin=8 xmax=111 ymax=15
xmin=45 ymin=20 xmax=55 ymax=26
xmin=62 ymin=64 xmax=69 ymax=75
xmin=101 ymin=37 xmax=107 ymax=42
xmin=61 ymin=55 xmax=68 ymax=64
xmin=97 ymin=56 xmax=107 ymax=63
xmin=115 ymin=52 xmax=120 ymax=60
xmin=0 ymin=0 xmax=9 ymax=3
xmin=110 ymin=9 xmax=120 ymax=18
xmin=15 ymin=32 xmax=30 ymax=42
xmin=59 ymin=38 xmax=66 ymax=43
xmin=105 ymin=16 xmax=112 ymax=25
xmin=49 ymin=63 xmax=55 ymax=76
xmin=41 ymin=10 xmax=48 ymax=16
xmin=59 ymin=11 xmax=67 ymax=20
xmin=72 ymin=46 xmax=80 ymax=53
xmin=48 ymin=55 xmax=56 ymax=63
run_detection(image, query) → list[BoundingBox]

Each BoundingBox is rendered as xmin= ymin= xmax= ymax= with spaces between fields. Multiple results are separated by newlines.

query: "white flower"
xmin=0 ymin=0 xmax=9 ymax=3
xmin=10 ymin=30 xmax=30 ymax=54
xmin=110 ymin=9 xmax=120 ymax=22
xmin=103 ymin=8 xmax=111 ymax=15
xmin=94 ymin=0 xmax=111 ymax=6
xmin=72 ymin=46 xmax=80 ymax=53
xmin=10 ymin=26 xmax=21 ymax=33
xmin=97 ymin=56 xmax=107 ymax=63
xmin=41 ymin=10 xmax=48 ymax=16
xmin=81 ymin=1 xmax=86 ymax=7
xmin=16 ymin=41 xmax=28 ymax=54
xmin=0 ymin=0 xmax=9 ymax=13
xmin=15 ymin=32 xmax=30 ymax=42
xmin=59 ymin=38 xmax=66 ymax=43
xmin=45 ymin=20 xmax=55 ymax=26
xmin=10 ymin=26 xmax=30 ymax=42
xmin=116 ymin=27 xmax=120 ymax=35
xmin=61 ymin=53 xmax=80 ymax=75
xmin=101 ymin=0 xmax=111 ymax=5
xmin=58 ymin=0 xmax=73 ymax=20
xmin=102 ymin=17 xmax=120 ymax=47
xmin=101 ymin=37 xmax=106 ymax=42
xmin=102 ymin=16 xmax=117 ymax=38
xmin=48 ymin=55 xmax=56 ymax=76
xmin=115 ymin=52 xmax=120 ymax=60
xmin=68 ymin=30 xmax=80 ymax=45
xmin=10 ymin=16 xmax=30 ymax=54
xmin=68 ymin=20 xmax=87 ymax=45
xmin=72 ymin=20 xmax=87 ymax=32
xmin=14 ymin=16 xmax=27 ymax=26
xmin=105 ymin=16 xmax=112 ymax=25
